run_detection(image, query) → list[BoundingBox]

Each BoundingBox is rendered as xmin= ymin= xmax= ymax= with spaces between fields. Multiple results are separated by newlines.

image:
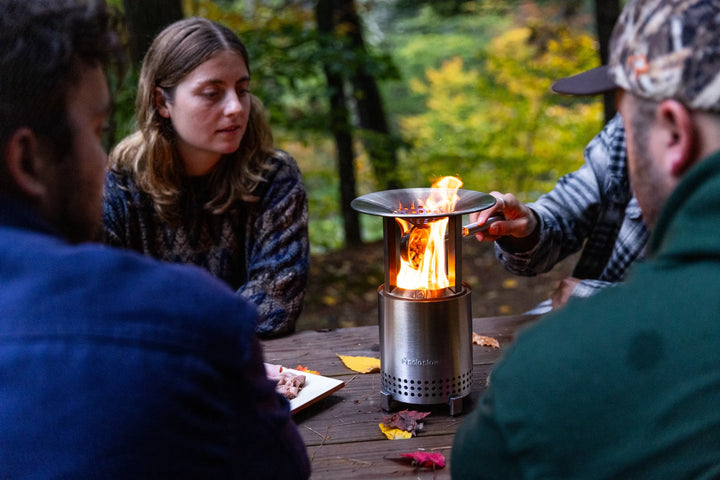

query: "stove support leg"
xmin=449 ymin=395 xmax=463 ymax=416
xmin=380 ymin=390 xmax=393 ymax=412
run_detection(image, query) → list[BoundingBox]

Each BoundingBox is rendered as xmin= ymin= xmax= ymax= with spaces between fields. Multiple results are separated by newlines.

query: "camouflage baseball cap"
xmin=552 ymin=0 xmax=720 ymax=111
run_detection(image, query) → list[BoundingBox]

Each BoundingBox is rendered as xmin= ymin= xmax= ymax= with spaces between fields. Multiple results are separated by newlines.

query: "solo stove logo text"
xmin=402 ymin=357 xmax=439 ymax=366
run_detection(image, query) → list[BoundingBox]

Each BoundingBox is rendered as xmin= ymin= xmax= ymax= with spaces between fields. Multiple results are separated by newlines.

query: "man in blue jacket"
xmin=0 ymin=1 xmax=310 ymax=478
xmin=453 ymin=0 xmax=720 ymax=478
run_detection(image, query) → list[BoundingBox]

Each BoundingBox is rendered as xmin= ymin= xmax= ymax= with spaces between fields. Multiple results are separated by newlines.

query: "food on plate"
xmin=265 ymin=363 xmax=307 ymax=400
xmin=275 ymin=371 xmax=306 ymax=400
xmin=265 ymin=362 xmax=283 ymax=379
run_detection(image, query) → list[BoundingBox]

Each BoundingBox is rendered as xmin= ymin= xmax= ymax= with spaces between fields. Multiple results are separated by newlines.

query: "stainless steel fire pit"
xmin=351 ymin=187 xmax=495 ymax=415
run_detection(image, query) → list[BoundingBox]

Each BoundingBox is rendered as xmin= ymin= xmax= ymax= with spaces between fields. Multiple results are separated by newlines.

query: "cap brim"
xmin=551 ymin=65 xmax=616 ymax=96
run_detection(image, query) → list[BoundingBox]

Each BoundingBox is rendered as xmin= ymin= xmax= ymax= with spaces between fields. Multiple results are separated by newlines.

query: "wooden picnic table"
xmin=262 ymin=313 xmax=540 ymax=479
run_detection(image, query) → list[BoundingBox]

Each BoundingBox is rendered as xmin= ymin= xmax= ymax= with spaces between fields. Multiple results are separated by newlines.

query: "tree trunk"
xmin=594 ymin=0 xmax=621 ymax=123
xmin=331 ymin=0 xmax=402 ymax=191
xmin=122 ymin=0 xmax=184 ymax=65
xmin=316 ymin=0 xmax=362 ymax=246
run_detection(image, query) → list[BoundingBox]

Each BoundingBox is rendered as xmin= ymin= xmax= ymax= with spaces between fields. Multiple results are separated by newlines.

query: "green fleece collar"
xmin=649 ymin=149 xmax=720 ymax=258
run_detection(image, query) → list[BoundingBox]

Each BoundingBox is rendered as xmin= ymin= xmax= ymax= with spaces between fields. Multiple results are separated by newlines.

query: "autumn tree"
xmin=391 ymin=0 xmax=620 ymax=122
xmin=399 ymin=23 xmax=602 ymax=198
xmin=327 ymin=0 xmax=402 ymax=191
xmin=316 ymin=0 xmax=362 ymax=246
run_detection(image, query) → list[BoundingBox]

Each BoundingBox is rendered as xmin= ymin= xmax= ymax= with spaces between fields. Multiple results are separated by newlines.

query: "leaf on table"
xmin=378 ymin=423 xmax=412 ymax=440
xmin=295 ymin=364 xmax=320 ymax=375
xmin=398 ymin=451 xmax=446 ymax=469
xmin=472 ymin=332 xmax=500 ymax=348
xmin=336 ymin=354 xmax=380 ymax=373
xmin=382 ymin=409 xmax=431 ymax=436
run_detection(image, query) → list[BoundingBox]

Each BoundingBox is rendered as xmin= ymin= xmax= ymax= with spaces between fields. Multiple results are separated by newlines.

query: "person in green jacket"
xmin=452 ymin=1 xmax=720 ymax=478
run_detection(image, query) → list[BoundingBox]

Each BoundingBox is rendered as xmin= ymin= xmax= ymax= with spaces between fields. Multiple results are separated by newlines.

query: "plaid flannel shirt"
xmin=495 ymin=114 xmax=649 ymax=298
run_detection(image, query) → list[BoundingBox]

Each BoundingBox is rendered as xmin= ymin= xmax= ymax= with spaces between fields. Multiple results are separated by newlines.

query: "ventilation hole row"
xmin=381 ymin=372 xmax=472 ymax=398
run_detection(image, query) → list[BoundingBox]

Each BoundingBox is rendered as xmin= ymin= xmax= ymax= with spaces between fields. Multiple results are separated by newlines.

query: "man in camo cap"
xmin=452 ymin=1 xmax=720 ymax=478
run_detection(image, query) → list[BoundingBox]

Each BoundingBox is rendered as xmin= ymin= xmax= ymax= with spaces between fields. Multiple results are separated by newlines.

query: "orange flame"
xmin=396 ymin=176 xmax=462 ymax=292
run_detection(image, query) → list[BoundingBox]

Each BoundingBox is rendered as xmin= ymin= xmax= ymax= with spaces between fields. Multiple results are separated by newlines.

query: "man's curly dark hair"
xmin=0 ymin=0 xmax=125 ymax=160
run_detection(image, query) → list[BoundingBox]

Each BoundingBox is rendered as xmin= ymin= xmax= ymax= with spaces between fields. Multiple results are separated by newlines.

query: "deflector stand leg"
xmin=380 ymin=389 xmax=393 ymax=412
xmin=449 ymin=395 xmax=463 ymax=416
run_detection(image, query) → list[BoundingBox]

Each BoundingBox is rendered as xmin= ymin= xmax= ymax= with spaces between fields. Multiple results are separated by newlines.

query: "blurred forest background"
xmin=109 ymin=0 xmax=620 ymax=330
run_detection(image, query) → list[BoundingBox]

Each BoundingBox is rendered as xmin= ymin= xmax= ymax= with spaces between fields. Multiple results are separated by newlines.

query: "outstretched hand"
xmin=551 ymin=277 xmax=581 ymax=310
xmin=469 ymin=191 xmax=538 ymax=242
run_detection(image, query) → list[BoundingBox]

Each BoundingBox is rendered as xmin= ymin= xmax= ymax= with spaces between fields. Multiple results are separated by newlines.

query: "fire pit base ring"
xmin=380 ymin=389 xmax=465 ymax=416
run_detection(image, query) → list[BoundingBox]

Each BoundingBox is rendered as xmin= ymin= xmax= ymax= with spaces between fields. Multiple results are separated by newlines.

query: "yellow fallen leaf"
xmin=472 ymin=332 xmax=500 ymax=348
xmin=337 ymin=354 xmax=381 ymax=373
xmin=502 ymin=278 xmax=518 ymax=289
xmin=499 ymin=305 xmax=513 ymax=315
xmin=379 ymin=423 xmax=412 ymax=440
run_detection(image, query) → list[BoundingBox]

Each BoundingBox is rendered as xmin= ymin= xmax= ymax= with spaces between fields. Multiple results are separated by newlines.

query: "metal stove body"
xmin=351 ymin=188 xmax=495 ymax=416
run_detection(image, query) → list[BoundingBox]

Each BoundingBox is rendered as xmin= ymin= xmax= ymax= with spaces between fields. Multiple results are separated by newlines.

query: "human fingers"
xmin=483 ymin=215 xmax=534 ymax=239
xmin=474 ymin=191 xmax=509 ymax=224
xmin=550 ymin=277 xmax=581 ymax=309
xmin=470 ymin=192 xmax=505 ymax=242
xmin=495 ymin=192 xmax=531 ymax=220
xmin=473 ymin=194 xmax=537 ymax=241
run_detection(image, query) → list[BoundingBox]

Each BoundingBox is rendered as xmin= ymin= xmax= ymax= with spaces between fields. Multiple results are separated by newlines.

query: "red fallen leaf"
xmin=381 ymin=409 xmax=431 ymax=435
xmin=399 ymin=451 xmax=445 ymax=469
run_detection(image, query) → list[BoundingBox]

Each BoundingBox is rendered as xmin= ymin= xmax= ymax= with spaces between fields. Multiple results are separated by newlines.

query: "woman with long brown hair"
xmin=103 ymin=17 xmax=309 ymax=338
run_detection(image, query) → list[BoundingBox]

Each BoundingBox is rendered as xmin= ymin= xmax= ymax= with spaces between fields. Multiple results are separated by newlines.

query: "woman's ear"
xmin=155 ymin=87 xmax=170 ymax=118
xmin=657 ymin=100 xmax=696 ymax=178
xmin=2 ymin=127 xmax=48 ymax=199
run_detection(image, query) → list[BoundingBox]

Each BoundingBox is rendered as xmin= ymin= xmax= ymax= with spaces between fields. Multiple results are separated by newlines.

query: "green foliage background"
xmin=112 ymin=1 xmax=605 ymax=253
xmin=395 ymin=21 xmax=602 ymax=196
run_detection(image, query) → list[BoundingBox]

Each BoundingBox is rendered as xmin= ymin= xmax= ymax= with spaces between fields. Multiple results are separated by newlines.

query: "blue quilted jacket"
xmin=0 ymin=196 xmax=310 ymax=479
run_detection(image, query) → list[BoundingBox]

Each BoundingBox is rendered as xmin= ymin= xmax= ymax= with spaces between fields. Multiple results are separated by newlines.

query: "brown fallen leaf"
xmin=472 ymin=332 xmax=500 ymax=348
xmin=382 ymin=409 xmax=431 ymax=436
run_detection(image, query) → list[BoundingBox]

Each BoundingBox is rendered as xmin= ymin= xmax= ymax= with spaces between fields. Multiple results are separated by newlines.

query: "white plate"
xmin=266 ymin=364 xmax=345 ymax=414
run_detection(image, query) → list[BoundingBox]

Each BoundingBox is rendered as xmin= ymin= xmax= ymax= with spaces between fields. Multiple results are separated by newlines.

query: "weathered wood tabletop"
xmin=262 ymin=314 xmax=540 ymax=479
